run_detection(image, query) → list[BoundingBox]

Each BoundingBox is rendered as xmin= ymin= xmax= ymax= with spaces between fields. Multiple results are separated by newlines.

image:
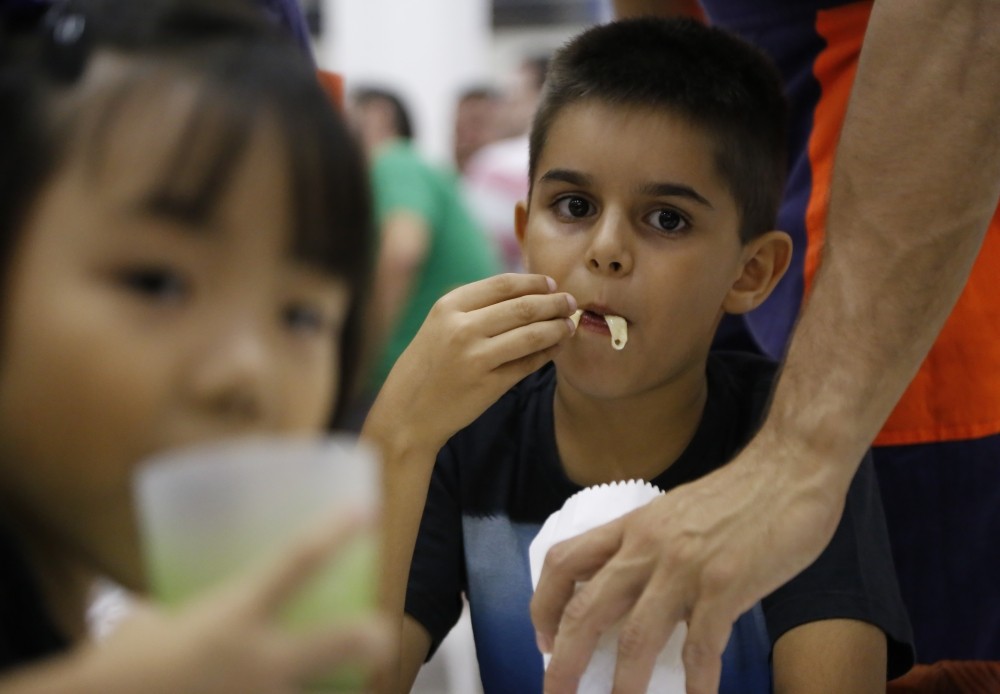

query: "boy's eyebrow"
xmin=538 ymin=168 xmax=593 ymax=187
xmin=636 ymin=182 xmax=714 ymax=209
xmin=538 ymin=170 xmax=714 ymax=209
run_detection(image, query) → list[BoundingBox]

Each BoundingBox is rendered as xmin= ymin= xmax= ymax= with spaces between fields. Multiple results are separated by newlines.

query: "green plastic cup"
xmin=135 ymin=435 xmax=379 ymax=691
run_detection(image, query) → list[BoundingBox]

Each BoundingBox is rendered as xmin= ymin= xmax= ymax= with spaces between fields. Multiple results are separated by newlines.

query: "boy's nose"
xmin=585 ymin=212 xmax=633 ymax=276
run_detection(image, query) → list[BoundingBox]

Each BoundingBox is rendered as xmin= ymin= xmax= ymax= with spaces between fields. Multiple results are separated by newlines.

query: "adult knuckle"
xmin=682 ymin=636 xmax=718 ymax=669
xmin=629 ymin=520 xmax=663 ymax=550
xmin=562 ymin=587 xmax=596 ymax=625
xmin=616 ymin=618 xmax=652 ymax=661
xmin=545 ymin=542 xmax=574 ymax=574
xmin=667 ymin=538 xmax=700 ymax=570
xmin=700 ymin=558 xmax=737 ymax=596
xmin=545 ymin=660 xmax=579 ymax=691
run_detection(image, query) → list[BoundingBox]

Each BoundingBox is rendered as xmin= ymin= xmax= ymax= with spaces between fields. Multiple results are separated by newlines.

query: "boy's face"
xmin=517 ymin=100 xmax=751 ymax=399
xmin=0 ymin=108 xmax=349 ymax=589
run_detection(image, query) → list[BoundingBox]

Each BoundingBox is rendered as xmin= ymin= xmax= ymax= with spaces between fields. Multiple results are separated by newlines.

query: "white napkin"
xmin=529 ymin=480 xmax=686 ymax=693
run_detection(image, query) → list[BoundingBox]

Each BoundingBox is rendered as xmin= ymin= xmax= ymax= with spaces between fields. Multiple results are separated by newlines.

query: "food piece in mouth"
xmin=570 ymin=309 xmax=583 ymax=329
xmin=605 ymin=315 xmax=627 ymax=350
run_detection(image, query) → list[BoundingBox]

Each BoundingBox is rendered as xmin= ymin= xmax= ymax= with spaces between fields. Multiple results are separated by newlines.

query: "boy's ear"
xmin=722 ymin=230 xmax=793 ymax=314
xmin=514 ymin=200 xmax=530 ymax=271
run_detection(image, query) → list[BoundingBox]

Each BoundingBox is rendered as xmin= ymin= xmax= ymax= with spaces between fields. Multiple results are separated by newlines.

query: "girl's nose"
xmin=188 ymin=322 xmax=273 ymax=424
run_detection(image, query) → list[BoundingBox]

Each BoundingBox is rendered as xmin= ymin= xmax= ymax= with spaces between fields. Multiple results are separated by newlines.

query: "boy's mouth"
xmin=570 ymin=308 xmax=629 ymax=350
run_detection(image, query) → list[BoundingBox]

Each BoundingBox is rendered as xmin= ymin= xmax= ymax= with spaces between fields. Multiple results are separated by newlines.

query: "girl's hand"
xmin=78 ymin=514 xmax=390 ymax=694
xmin=366 ymin=273 xmax=576 ymax=457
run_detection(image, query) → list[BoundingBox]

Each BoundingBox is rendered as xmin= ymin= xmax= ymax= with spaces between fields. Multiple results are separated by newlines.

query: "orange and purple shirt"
xmin=705 ymin=0 xmax=1000 ymax=446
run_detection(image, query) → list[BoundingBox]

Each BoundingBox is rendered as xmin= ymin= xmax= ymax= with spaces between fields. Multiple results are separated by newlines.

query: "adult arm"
xmin=532 ymin=2 xmax=1000 ymax=692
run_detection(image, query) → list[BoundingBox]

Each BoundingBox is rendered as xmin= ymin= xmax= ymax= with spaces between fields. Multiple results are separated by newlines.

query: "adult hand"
xmin=81 ymin=513 xmax=390 ymax=694
xmin=531 ymin=432 xmax=845 ymax=694
xmin=369 ymin=272 xmax=576 ymax=454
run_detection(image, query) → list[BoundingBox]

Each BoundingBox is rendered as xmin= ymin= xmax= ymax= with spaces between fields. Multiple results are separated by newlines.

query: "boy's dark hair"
xmin=530 ymin=17 xmax=788 ymax=241
xmin=0 ymin=0 xmax=373 ymax=424
xmin=352 ymin=86 xmax=415 ymax=141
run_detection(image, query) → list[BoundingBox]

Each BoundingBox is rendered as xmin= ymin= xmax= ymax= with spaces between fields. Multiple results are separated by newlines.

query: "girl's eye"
xmin=553 ymin=196 xmax=593 ymax=219
xmin=282 ymin=303 xmax=331 ymax=337
xmin=645 ymin=208 xmax=690 ymax=234
xmin=120 ymin=268 xmax=188 ymax=303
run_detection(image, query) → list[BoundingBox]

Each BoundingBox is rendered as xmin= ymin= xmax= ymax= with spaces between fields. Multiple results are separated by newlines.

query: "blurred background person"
xmin=349 ymin=86 xmax=500 ymax=418
xmin=453 ymin=85 xmax=501 ymax=176
xmin=463 ymin=55 xmax=549 ymax=272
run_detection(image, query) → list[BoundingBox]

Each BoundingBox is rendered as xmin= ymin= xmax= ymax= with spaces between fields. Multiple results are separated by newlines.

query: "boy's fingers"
xmin=446 ymin=273 xmax=557 ymax=312
xmin=493 ymin=342 xmax=563 ymax=385
xmin=250 ymin=511 xmax=370 ymax=616
xmin=478 ymin=291 xmax=576 ymax=338
xmin=482 ymin=318 xmax=575 ymax=371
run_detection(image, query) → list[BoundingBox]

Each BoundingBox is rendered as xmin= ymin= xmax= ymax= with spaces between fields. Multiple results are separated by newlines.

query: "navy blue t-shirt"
xmin=405 ymin=352 xmax=914 ymax=692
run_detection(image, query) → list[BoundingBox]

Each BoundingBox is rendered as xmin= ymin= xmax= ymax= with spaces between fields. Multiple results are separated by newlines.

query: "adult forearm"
xmin=763 ymin=0 xmax=1000 ymax=492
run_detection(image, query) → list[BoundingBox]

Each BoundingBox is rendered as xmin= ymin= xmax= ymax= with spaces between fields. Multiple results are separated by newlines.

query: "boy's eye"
xmin=282 ymin=303 xmax=332 ymax=337
xmin=119 ymin=268 xmax=188 ymax=303
xmin=553 ymin=196 xmax=593 ymax=219
xmin=645 ymin=208 xmax=689 ymax=234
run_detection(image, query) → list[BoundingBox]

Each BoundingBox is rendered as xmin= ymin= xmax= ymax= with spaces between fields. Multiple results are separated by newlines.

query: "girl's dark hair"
xmin=0 ymin=0 xmax=373 ymax=425
xmin=530 ymin=17 xmax=789 ymax=242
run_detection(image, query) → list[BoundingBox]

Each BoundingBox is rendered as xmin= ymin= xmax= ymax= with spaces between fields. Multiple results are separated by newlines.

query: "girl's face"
xmin=0 ymin=103 xmax=350 ymax=589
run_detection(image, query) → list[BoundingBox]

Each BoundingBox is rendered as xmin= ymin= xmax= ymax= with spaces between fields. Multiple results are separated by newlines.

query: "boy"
xmin=365 ymin=17 xmax=914 ymax=693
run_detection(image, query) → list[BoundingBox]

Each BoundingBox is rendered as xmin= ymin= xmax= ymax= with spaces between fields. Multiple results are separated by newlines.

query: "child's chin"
xmin=557 ymin=364 xmax=635 ymax=400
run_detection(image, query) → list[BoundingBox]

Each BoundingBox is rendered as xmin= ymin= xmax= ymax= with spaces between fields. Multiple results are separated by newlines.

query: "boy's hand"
xmin=368 ymin=273 xmax=577 ymax=457
xmin=79 ymin=514 xmax=391 ymax=694
xmin=531 ymin=433 xmax=843 ymax=694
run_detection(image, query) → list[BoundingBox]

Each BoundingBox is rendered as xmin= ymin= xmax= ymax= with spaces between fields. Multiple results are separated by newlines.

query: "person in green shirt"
xmin=351 ymin=87 xmax=501 ymax=395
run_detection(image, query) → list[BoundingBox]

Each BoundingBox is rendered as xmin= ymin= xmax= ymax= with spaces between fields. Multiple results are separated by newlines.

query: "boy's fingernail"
xmin=536 ymin=631 xmax=553 ymax=654
xmin=546 ymin=276 xmax=557 ymax=292
xmin=566 ymin=294 xmax=577 ymax=312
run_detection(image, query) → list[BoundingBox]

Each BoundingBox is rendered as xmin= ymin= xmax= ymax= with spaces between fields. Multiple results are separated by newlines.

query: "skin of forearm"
xmin=762 ymin=0 xmax=1000 ymax=493
xmin=361 ymin=396 xmax=440 ymax=693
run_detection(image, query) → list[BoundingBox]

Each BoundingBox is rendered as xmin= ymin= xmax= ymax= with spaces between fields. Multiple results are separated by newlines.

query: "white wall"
xmin=316 ymin=0 xmax=492 ymax=166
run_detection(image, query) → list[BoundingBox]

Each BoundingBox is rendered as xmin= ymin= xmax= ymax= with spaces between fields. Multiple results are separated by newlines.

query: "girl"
xmin=0 ymin=0 xmax=387 ymax=690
